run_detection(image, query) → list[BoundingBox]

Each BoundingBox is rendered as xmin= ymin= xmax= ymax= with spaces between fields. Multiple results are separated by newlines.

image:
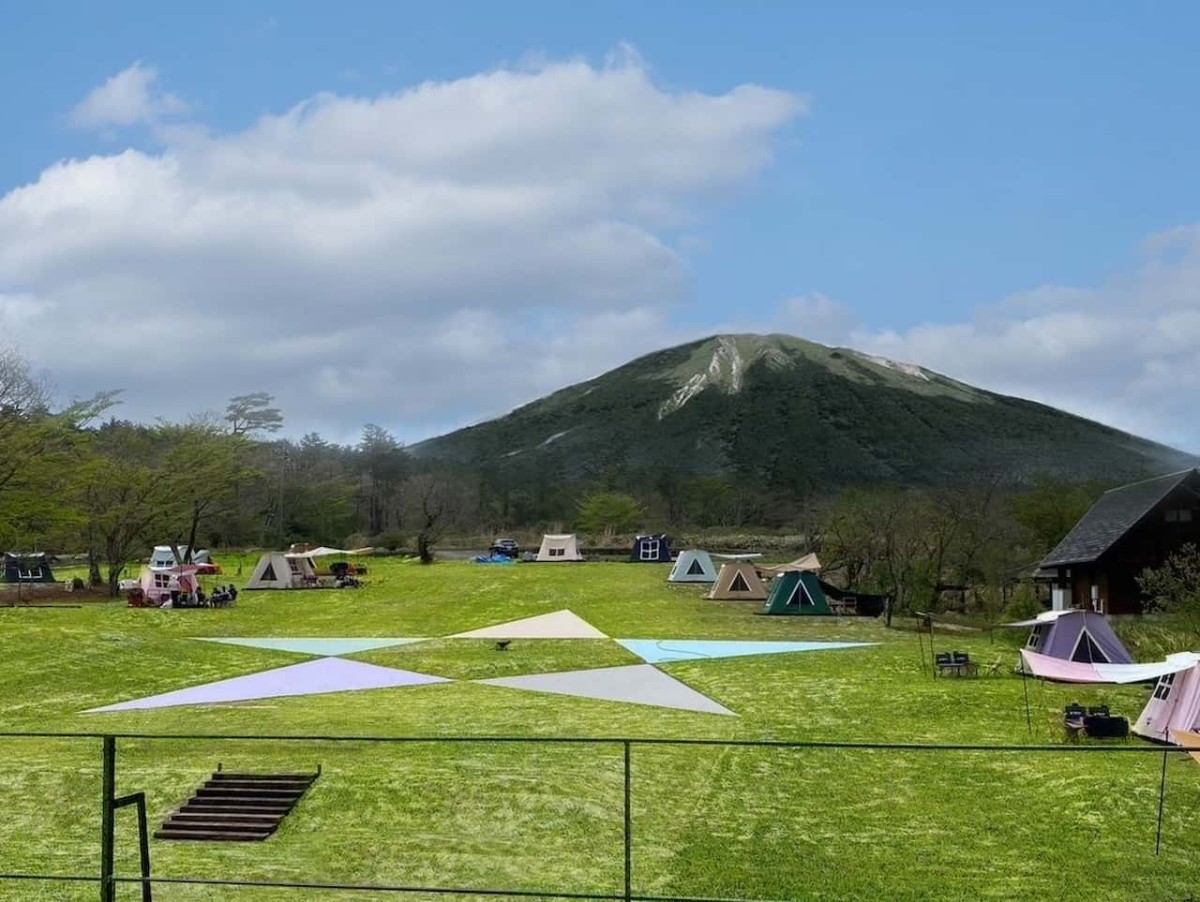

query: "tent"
xmin=668 ymin=550 xmax=719 ymax=583
xmin=630 ymin=534 xmax=672 ymax=563
xmin=761 ymin=570 xmax=832 ymax=615
xmin=537 ymin=534 xmax=583 ymax=562
xmin=1135 ymin=661 xmax=1200 ymax=743
xmin=149 ymin=545 xmax=212 ymax=570
xmin=2 ymin=552 xmax=55 ymax=583
xmin=1004 ymin=609 xmax=1133 ymax=665
xmin=138 ymin=565 xmax=199 ymax=604
xmin=244 ymin=552 xmax=317 ymax=590
xmin=707 ymin=561 xmax=768 ymax=600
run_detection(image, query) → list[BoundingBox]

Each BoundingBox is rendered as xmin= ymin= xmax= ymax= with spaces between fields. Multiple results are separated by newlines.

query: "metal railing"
xmin=0 ymin=731 xmax=1189 ymax=901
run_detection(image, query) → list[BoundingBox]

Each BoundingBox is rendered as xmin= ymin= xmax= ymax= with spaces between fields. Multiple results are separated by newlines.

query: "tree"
xmin=357 ymin=425 xmax=408 ymax=536
xmin=1010 ymin=477 xmax=1105 ymax=556
xmin=577 ymin=492 xmax=642 ymax=536
xmin=1138 ymin=544 xmax=1200 ymax=633
xmin=224 ymin=392 xmax=284 ymax=436
xmin=405 ymin=472 xmax=470 ymax=563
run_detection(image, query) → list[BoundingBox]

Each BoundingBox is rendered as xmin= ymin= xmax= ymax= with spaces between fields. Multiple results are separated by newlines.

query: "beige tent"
xmin=244 ymin=552 xmax=317 ymax=590
xmin=707 ymin=560 xmax=768 ymax=600
xmin=765 ymin=553 xmax=822 ymax=575
xmin=537 ymin=534 xmax=583 ymax=562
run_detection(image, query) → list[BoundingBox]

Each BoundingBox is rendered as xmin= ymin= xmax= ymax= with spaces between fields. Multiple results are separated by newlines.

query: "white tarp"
xmin=1019 ymin=649 xmax=1200 ymax=684
xmin=284 ymin=546 xmax=371 ymax=559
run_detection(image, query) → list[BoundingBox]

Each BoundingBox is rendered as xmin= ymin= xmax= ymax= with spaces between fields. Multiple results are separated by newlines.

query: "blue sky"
xmin=3 ymin=2 xmax=1200 ymax=448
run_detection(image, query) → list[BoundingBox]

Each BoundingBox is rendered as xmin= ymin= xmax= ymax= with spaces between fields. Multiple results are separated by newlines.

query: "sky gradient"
xmin=3 ymin=2 xmax=1199 ymax=450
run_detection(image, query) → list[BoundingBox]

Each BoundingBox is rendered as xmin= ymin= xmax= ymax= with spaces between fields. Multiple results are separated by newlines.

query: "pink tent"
xmin=139 ymin=565 xmax=200 ymax=604
xmin=1135 ymin=663 xmax=1200 ymax=743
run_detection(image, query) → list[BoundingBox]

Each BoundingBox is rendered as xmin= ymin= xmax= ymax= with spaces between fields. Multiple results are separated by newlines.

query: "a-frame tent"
xmin=762 ymin=570 xmax=832 ymax=615
xmin=244 ymin=552 xmax=317 ymax=590
xmin=537 ymin=534 xmax=583 ymax=562
xmin=630 ymin=534 xmax=672 ymax=563
xmin=668 ymin=550 xmax=718 ymax=583
xmin=707 ymin=561 xmax=767 ymax=600
xmin=1005 ymin=609 xmax=1132 ymax=665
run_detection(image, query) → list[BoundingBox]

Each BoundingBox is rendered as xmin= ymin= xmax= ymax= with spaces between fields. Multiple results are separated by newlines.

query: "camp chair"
xmin=1063 ymin=703 xmax=1087 ymax=742
xmin=934 ymin=652 xmax=953 ymax=676
xmin=1087 ymin=705 xmax=1110 ymax=717
xmin=951 ymin=651 xmax=977 ymax=677
xmin=981 ymin=655 xmax=1004 ymax=676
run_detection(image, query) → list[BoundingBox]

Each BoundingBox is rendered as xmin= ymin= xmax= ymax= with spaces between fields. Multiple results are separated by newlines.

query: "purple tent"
xmin=1004 ymin=610 xmax=1133 ymax=665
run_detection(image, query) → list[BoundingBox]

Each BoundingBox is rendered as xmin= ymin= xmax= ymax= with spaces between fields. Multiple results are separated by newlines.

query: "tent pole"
xmin=916 ymin=621 xmax=925 ymax=674
xmin=928 ymin=618 xmax=937 ymax=679
xmin=1155 ymin=748 xmax=1168 ymax=856
xmin=1020 ymin=665 xmax=1032 ymax=734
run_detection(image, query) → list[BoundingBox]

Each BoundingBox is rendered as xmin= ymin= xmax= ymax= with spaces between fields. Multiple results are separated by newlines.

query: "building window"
xmin=1153 ymin=672 xmax=1176 ymax=701
xmin=1165 ymin=509 xmax=1194 ymax=523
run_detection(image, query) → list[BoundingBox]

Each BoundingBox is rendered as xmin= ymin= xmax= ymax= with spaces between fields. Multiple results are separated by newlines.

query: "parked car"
xmin=490 ymin=538 xmax=520 ymax=557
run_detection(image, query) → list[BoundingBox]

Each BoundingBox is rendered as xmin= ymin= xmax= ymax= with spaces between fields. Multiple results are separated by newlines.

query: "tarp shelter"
xmin=2 ymin=552 xmax=55 ymax=583
xmin=765 ymin=553 xmax=822 ymax=574
xmin=537 ymin=534 xmax=582 ymax=562
xmin=668 ymin=550 xmax=719 ymax=583
xmin=707 ymin=561 xmax=768 ymax=601
xmin=762 ymin=570 xmax=832 ymax=615
xmin=1019 ymin=649 xmax=1198 ymax=685
xmin=285 ymin=546 xmax=371 ymax=559
xmin=1004 ymin=609 xmax=1133 ymax=665
xmin=630 ymin=534 xmax=672 ymax=563
xmin=244 ymin=552 xmax=317 ymax=590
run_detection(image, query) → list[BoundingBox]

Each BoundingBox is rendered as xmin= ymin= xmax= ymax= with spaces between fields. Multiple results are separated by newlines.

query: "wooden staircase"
xmin=156 ymin=769 xmax=319 ymax=842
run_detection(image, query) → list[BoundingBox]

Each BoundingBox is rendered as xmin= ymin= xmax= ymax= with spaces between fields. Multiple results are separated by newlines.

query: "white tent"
xmin=244 ymin=552 xmax=316 ymax=590
xmin=149 ymin=545 xmax=211 ymax=569
xmin=1133 ymin=655 xmax=1200 ymax=743
xmin=668 ymin=550 xmax=719 ymax=583
xmin=537 ymin=534 xmax=582 ymax=562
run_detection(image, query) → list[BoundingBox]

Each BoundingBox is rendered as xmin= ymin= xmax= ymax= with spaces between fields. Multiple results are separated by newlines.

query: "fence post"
xmin=623 ymin=740 xmax=632 ymax=902
xmin=1155 ymin=748 xmax=1168 ymax=856
xmin=99 ymin=736 xmax=116 ymax=902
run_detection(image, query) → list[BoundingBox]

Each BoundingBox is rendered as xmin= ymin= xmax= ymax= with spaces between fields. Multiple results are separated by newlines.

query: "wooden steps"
xmin=156 ymin=770 xmax=318 ymax=842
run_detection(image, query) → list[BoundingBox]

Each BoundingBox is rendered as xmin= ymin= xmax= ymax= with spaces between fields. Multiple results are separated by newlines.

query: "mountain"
xmin=411 ymin=334 xmax=1194 ymax=493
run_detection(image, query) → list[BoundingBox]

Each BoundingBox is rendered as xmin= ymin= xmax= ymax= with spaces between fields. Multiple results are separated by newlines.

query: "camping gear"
xmin=630 ymin=534 xmax=671 ymax=563
xmin=763 ymin=553 xmax=822 ymax=574
xmin=761 ymin=570 xmax=832 ymax=615
xmin=707 ymin=561 xmax=768 ymax=601
xmin=473 ymin=554 xmax=514 ymax=564
xmin=536 ymin=534 xmax=583 ymax=562
xmin=2 ymin=552 xmax=55 ymax=583
xmin=667 ymin=550 xmax=719 ymax=583
xmin=1135 ymin=660 xmax=1200 ymax=742
xmin=1004 ymin=609 xmax=1133 ymax=665
xmin=244 ymin=552 xmax=317 ymax=590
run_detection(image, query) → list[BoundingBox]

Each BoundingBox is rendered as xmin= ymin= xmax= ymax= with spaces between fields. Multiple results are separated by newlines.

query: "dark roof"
xmin=1039 ymin=469 xmax=1200 ymax=568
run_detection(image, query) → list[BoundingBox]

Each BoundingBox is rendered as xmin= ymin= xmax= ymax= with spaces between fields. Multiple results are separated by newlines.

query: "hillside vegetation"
xmin=413 ymin=333 xmax=1193 ymax=494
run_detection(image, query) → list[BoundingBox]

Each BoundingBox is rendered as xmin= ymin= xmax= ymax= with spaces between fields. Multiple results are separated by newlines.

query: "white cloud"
xmin=834 ymin=225 xmax=1200 ymax=451
xmin=3 ymin=54 xmax=804 ymax=442
xmin=67 ymin=62 xmax=188 ymax=130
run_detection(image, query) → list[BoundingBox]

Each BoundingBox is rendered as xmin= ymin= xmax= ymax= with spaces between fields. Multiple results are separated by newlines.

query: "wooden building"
xmin=1036 ymin=469 xmax=1200 ymax=615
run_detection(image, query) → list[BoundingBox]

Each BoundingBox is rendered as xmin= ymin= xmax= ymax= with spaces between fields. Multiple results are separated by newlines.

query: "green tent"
xmin=762 ymin=570 xmax=832 ymax=616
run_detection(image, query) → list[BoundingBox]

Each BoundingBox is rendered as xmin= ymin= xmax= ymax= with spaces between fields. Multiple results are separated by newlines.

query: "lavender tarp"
xmin=87 ymin=657 xmax=450 ymax=713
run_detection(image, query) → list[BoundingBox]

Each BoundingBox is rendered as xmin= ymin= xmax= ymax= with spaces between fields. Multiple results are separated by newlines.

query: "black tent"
xmin=3 ymin=553 xmax=56 ymax=583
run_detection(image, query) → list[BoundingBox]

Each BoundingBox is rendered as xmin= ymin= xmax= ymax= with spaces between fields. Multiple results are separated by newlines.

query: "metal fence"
xmin=0 ymin=731 xmax=1188 ymax=902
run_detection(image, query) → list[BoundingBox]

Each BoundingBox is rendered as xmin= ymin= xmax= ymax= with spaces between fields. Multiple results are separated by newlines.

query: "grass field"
xmin=1 ymin=556 xmax=1197 ymax=901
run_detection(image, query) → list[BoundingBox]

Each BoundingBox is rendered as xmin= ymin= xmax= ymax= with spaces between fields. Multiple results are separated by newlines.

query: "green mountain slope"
xmin=412 ymin=334 xmax=1194 ymax=491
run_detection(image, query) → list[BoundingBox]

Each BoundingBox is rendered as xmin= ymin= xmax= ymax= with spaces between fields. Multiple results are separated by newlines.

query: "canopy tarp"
xmin=1019 ymin=649 xmax=1200 ymax=684
xmin=765 ymin=553 xmax=822 ymax=573
xmin=284 ymin=546 xmax=372 ymax=559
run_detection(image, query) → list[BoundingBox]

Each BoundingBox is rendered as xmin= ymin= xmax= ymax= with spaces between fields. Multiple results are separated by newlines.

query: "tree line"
xmin=0 ymin=347 xmax=1108 ymax=606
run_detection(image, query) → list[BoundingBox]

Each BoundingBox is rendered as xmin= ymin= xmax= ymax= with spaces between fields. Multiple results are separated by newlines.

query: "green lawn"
xmin=1 ymin=558 xmax=1196 ymax=901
